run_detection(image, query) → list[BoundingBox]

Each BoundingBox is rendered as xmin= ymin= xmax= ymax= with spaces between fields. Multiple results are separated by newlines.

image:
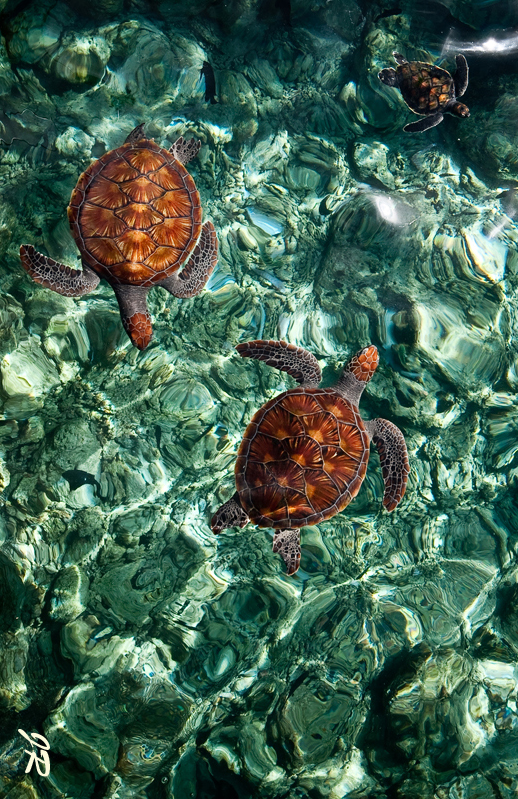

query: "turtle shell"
xmin=397 ymin=61 xmax=454 ymax=115
xmin=67 ymin=138 xmax=202 ymax=286
xmin=235 ymin=387 xmax=370 ymax=529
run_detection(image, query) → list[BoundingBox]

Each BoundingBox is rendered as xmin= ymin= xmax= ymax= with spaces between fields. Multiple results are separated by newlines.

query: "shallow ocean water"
xmin=1 ymin=0 xmax=518 ymax=796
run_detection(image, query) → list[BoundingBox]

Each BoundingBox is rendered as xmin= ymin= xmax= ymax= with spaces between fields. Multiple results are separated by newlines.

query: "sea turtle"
xmin=378 ymin=52 xmax=469 ymax=133
xmin=20 ymin=124 xmax=217 ymax=350
xmin=211 ymin=340 xmax=410 ymax=575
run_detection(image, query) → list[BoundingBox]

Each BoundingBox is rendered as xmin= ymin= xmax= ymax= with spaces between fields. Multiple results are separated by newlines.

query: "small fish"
xmin=374 ymin=6 xmax=402 ymax=22
xmin=201 ymin=61 xmax=217 ymax=105
xmin=62 ymin=470 xmax=100 ymax=494
xmin=319 ymin=196 xmax=333 ymax=216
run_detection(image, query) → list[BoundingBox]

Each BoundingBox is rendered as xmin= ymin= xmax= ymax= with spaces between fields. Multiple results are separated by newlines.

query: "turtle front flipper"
xmin=169 ymin=136 xmax=201 ymax=165
xmin=364 ymin=419 xmax=410 ymax=511
xmin=161 ymin=221 xmax=217 ymax=299
xmin=404 ymin=113 xmax=443 ymax=133
xmin=112 ymin=284 xmax=152 ymax=350
xmin=20 ymin=245 xmax=100 ymax=297
xmin=236 ymin=340 xmax=322 ymax=387
xmin=211 ymin=492 xmax=250 ymax=533
xmin=273 ymin=529 xmax=301 ymax=575
xmin=454 ymin=54 xmax=469 ymax=97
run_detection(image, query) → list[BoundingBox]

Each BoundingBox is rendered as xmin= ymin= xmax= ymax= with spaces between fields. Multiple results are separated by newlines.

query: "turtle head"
xmin=450 ymin=101 xmax=470 ymax=118
xmin=335 ymin=345 xmax=378 ymax=404
xmin=345 ymin=345 xmax=379 ymax=384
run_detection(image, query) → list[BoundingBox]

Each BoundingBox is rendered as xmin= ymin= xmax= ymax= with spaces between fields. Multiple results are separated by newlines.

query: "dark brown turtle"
xmin=20 ymin=124 xmax=218 ymax=350
xmin=211 ymin=340 xmax=410 ymax=575
xmin=378 ymin=52 xmax=469 ymax=133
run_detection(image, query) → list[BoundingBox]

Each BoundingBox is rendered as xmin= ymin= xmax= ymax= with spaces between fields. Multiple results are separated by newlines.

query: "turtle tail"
xmin=378 ymin=67 xmax=397 ymax=86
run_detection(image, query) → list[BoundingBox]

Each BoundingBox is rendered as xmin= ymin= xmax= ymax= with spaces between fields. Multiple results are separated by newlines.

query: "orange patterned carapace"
xmin=236 ymin=387 xmax=370 ymax=528
xmin=68 ymin=141 xmax=202 ymax=286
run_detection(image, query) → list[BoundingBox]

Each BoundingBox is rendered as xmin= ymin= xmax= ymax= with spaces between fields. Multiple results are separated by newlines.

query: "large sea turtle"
xmin=211 ymin=340 xmax=410 ymax=575
xmin=378 ymin=52 xmax=469 ymax=133
xmin=20 ymin=124 xmax=217 ymax=349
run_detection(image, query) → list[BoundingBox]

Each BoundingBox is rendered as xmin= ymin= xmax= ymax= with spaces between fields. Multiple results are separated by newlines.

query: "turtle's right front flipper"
xmin=364 ymin=418 xmax=410 ymax=511
xmin=161 ymin=221 xmax=217 ymax=299
xmin=20 ymin=245 xmax=100 ymax=297
xmin=236 ymin=340 xmax=322 ymax=387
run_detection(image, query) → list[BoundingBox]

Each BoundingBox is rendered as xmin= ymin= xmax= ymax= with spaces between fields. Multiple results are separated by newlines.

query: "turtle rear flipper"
xmin=236 ymin=339 xmax=322 ymax=387
xmin=365 ymin=418 xmax=409 ymax=511
xmin=454 ymin=54 xmax=469 ymax=97
xmin=20 ymin=245 xmax=100 ymax=297
xmin=211 ymin=493 xmax=249 ymax=533
xmin=273 ymin=529 xmax=301 ymax=575
xmin=378 ymin=67 xmax=398 ymax=86
xmin=404 ymin=112 xmax=444 ymax=132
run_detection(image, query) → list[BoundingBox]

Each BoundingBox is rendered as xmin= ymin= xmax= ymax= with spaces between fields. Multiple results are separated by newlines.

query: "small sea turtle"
xmin=20 ymin=124 xmax=217 ymax=349
xmin=211 ymin=340 xmax=410 ymax=575
xmin=378 ymin=52 xmax=469 ymax=133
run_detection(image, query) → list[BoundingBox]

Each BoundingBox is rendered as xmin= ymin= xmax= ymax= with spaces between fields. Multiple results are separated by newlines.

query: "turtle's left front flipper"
xmin=454 ymin=54 xmax=469 ymax=97
xmin=20 ymin=245 xmax=100 ymax=296
xmin=365 ymin=419 xmax=410 ymax=511
xmin=404 ymin=113 xmax=443 ymax=133
xmin=161 ymin=221 xmax=217 ymax=299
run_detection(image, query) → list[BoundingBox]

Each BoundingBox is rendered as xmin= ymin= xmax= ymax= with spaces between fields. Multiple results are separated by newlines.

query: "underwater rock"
xmin=456 ymin=86 xmax=518 ymax=182
xmin=45 ymin=681 xmax=119 ymax=775
xmin=433 ymin=226 xmax=507 ymax=284
xmin=66 ymin=0 xmax=123 ymax=16
xmin=54 ymin=126 xmax=95 ymax=158
xmin=6 ymin=5 xmax=109 ymax=86
xmin=43 ymin=312 xmax=91 ymax=368
xmin=442 ymin=0 xmax=518 ymax=29
xmin=413 ymin=295 xmax=506 ymax=390
xmin=107 ymin=22 xmax=204 ymax=102
xmin=47 ymin=33 xmax=110 ymax=85
xmin=5 ymin=2 xmax=69 ymax=66
xmin=160 ymin=377 xmax=215 ymax=418
xmin=0 ymin=295 xmax=25 ymax=358
xmin=49 ymin=564 xmax=87 ymax=622
xmin=0 ymin=337 xmax=60 ymax=417
xmin=245 ymin=57 xmax=284 ymax=99
xmin=363 ymin=646 xmax=499 ymax=785
xmin=48 ymin=420 xmax=100 ymax=474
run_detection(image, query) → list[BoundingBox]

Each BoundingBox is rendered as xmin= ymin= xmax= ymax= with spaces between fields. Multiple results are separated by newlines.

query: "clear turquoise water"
xmin=0 ymin=1 xmax=518 ymax=797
